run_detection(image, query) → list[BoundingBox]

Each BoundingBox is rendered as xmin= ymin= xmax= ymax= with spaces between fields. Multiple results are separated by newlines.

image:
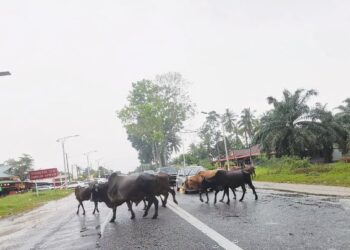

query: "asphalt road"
xmin=1 ymin=188 xmax=350 ymax=250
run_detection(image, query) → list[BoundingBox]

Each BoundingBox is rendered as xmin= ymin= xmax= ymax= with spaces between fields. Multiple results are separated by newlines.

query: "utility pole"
xmin=56 ymin=135 xmax=79 ymax=185
xmin=84 ymin=150 xmax=97 ymax=180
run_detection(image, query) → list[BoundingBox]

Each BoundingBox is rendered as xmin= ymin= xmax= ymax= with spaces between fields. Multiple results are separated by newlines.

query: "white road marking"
xmin=100 ymin=210 xmax=112 ymax=237
xmin=167 ymin=201 xmax=243 ymax=250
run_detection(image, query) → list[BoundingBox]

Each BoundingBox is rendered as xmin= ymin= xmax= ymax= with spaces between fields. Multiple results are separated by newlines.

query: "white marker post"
xmin=35 ymin=180 xmax=39 ymax=197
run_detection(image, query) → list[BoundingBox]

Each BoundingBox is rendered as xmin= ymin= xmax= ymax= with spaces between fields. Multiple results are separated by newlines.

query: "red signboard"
xmin=29 ymin=168 xmax=59 ymax=180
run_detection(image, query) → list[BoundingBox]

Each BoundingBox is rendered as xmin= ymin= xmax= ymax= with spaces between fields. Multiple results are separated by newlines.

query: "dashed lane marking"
xmin=99 ymin=210 xmax=112 ymax=237
xmin=167 ymin=201 xmax=243 ymax=250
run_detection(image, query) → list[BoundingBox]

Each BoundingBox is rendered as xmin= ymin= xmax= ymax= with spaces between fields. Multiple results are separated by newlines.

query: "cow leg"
xmin=214 ymin=190 xmax=220 ymax=204
xmin=143 ymin=197 xmax=153 ymax=218
xmin=247 ymin=181 xmax=258 ymax=200
xmin=239 ymin=185 xmax=246 ymax=202
xmin=205 ymin=190 xmax=209 ymax=203
xmin=76 ymin=203 xmax=80 ymax=214
xmin=220 ymin=190 xmax=226 ymax=202
xmin=199 ymin=190 xmax=204 ymax=202
xmin=231 ymin=187 xmax=236 ymax=200
xmin=151 ymin=196 xmax=159 ymax=219
xmin=160 ymin=194 xmax=167 ymax=207
xmin=109 ymin=206 xmax=117 ymax=223
xmin=226 ymin=187 xmax=230 ymax=205
xmin=143 ymin=199 xmax=147 ymax=210
xmin=168 ymin=187 xmax=178 ymax=205
xmin=80 ymin=201 xmax=86 ymax=215
xmin=93 ymin=201 xmax=99 ymax=214
xmin=126 ymin=201 xmax=135 ymax=219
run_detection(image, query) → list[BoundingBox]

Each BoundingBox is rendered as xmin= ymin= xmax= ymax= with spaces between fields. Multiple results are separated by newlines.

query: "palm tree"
xmin=254 ymin=89 xmax=320 ymax=157
xmin=335 ymin=98 xmax=350 ymax=153
xmin=310 ymin=103 xmax=347 ymax=162
xmin=238 ymin=108 xmax=258 ymax=148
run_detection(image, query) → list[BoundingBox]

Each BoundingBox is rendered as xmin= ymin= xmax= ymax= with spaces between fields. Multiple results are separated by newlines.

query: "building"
xmin=0 ymin=164 xmax=31 ymax=195
xmin=213 ymin=145 xmax=262 ymax=166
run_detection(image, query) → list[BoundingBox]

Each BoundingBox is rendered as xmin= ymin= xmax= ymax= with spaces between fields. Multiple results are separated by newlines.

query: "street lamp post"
xmin=0 ymin=71 xmax=11 ymax=76
xmin=84 ymin=150 xmax=97 ymax=180
xmin=56 ymin=135 xmax=79 ymax=184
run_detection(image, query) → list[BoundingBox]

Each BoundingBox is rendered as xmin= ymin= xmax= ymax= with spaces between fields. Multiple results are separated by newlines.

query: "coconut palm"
xmin=254 ymin=89 xmax=321 ymax=157
xmin=335 ymin=98 xmax=350 ymax=153
xmin=238 ymin=108 xmax=258 ymax=148
xmin=222 ymin=109 xmax=243 ymax=149
xmin=310 ymin=103 xmax=347 ymax=162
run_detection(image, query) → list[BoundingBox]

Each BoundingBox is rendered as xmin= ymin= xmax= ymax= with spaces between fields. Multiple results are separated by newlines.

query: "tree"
xmin=5 ymin=154 xmax=34 ymax=181
xmin=335 ymin=98 xmax=350 ymax=153
xmin=118 ymin=72 xmax=194 ymax=167
xmin=254 ymin=89 xmax=321 ymax=157
xmin=199 ymin=111 xmax=222 ymax=160
xmin=310 ymin=103 xmax=347 ymax=162
xmin=222 ymin=109 xmax=243 ymax=150
xmin=238 ymin=108 xmax=258 ymax=148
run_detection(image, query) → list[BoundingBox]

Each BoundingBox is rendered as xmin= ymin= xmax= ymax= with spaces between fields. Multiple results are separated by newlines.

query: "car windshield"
xmin=158 ymin=167 xmax=177 ymax=175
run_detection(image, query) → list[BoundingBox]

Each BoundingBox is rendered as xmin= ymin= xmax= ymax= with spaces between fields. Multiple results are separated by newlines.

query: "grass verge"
xmin=255 ymin=161 xmax=350 ymax=187
xmin=0 ymin=189 xmax=73 ymax=219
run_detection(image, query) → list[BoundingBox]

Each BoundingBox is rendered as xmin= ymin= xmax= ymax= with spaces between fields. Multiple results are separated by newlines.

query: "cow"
xmin=184 ymin=170 xmax=236 ymax=203
xmin=91 ymin=172 xmax=177 ymax=222
xmin=137 ymin=172 xmax=177 ymax=210
xmin=204 ymin=169 xmax=258 ymax=204
xmin=75 ymin=186 xmax=99 ymax=215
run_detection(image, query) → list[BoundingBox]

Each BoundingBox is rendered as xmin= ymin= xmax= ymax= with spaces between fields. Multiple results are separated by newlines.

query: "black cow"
xmin=204 ymin=169 xmax=258 ymax=204
xmin=91 ymin=173 xmax=177 ymax=222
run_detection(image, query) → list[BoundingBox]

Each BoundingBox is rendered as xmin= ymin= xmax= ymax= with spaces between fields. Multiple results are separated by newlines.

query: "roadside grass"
xmin=255 ymin=161 xmax=350 ymax=187
xmin=0 ymin=189 xmax=73 ymax=219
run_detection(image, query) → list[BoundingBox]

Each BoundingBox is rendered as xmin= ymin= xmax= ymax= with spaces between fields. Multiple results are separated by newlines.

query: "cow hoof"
xmin=226 ymin=202 xmax=230 ymax=205
xmin=152 ymin=215 xmax=158 ymax=219
xmin=109 ymin=218 xmax=115 ymax=223
xmin=219 ymin=200 xmax=224 ymax=203
xmin=205 ymin=201 xmax=208 ymax=204
xmin=174 ymin=200 xmax=178 ymax=205
xmin=239 ymin=199 xmax=243 ymax=202
xmin=162 ymin=205 xmax=166 ymax=208
xmin=143 ymin=213 xmax=148 ymax=218
xmin=131 ymin=216 xmax=135 ymax=220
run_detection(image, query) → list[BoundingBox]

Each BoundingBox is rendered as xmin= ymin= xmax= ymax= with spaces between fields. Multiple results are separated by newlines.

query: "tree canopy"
xmin=118 ymin=72 xmax=194 ymax=167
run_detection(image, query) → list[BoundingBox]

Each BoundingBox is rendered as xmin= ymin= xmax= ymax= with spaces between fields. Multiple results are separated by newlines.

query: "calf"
xmin=75 ymin=186 xmax=99 ymax=215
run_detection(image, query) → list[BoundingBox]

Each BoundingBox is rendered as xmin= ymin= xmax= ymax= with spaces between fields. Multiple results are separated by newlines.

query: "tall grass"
xmin=0 ymin=189 xmax=73 ymax=218
xmin=255 ymin=156 xmax=350 ymax=187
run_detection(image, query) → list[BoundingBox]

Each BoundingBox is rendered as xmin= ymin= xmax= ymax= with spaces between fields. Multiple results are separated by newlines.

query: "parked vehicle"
xmin=176 ymin=166 xmax=205 ymax=192
xmin=32 ymin=182 xmax=54 ymax=192
xmin=143 ymin=170 xmax=156 ymax=175
xmin=66 ymin=181 xmax=87 ymax=189
xmin=155 ymin=166 xmax=177 ymax=187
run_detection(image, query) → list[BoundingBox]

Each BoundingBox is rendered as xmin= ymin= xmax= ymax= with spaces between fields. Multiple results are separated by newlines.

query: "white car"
xmin=66 ymin=181 xmax=87 ymax=189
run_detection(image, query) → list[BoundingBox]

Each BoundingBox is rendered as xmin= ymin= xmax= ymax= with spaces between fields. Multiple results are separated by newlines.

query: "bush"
xmin=256 ymin=155 xmax=311 ymax=169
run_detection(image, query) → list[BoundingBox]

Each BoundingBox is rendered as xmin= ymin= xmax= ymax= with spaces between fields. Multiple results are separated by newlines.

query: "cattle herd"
xmin=74 ymin=166 xmax=258 ymax=222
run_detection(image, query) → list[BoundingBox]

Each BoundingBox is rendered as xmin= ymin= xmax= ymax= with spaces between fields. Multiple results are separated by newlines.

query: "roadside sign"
xmin=29 ymin=168 xmax=59 ymax=180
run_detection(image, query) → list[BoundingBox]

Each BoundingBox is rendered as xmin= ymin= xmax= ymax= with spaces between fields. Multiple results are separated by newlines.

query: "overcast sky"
xmin=1 ymin=0 xmax=349 ymax=173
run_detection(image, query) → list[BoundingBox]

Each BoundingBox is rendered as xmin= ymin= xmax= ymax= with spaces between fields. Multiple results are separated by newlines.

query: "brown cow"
xmin=75 ymin=186 xmax=99 ymax=215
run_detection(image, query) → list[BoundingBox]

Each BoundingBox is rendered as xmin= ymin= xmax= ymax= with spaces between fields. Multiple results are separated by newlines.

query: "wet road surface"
xmin=0 ymin=189 xmax=350 ymax=250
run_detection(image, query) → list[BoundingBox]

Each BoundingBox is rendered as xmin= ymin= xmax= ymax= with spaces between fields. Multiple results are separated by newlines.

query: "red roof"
xmin=215 ymin=145 xmax=261 ymax=162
